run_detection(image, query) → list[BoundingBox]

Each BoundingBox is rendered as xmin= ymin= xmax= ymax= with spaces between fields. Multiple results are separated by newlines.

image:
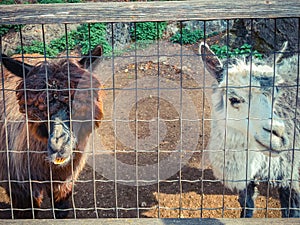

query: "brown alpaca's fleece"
xmin=0 ymin=56 xmax=103 ymax=217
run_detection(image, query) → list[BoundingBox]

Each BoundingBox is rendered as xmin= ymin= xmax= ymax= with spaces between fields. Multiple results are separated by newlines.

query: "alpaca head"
xmin=1 ymin=46 xmax=104 ymax=166
xmin=200 ymin=43 xmax=289 ymax=156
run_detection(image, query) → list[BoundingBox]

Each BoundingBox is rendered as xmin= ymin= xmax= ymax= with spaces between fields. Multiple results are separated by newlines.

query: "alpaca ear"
xmin=200 ymin=42 xmax=224 ymax=83
xmin=1 ymin=54 xmax=33 ymax=78
xmin=79 ymin=45 xmax=103 ymax=69
xmin=275 ymin=41 xmax=288 ymax=64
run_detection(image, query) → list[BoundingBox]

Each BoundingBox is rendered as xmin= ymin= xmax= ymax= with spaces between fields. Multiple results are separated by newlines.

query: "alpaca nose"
xmin=49 ymin=125 xmax=71 ymax=152
xmin=48 ymin=115 xmax=75 ymax=153
xmin=263 ymin=118 xmax=285 ymax=138
xmin=48 ymin=109 xmax=75 ymax=153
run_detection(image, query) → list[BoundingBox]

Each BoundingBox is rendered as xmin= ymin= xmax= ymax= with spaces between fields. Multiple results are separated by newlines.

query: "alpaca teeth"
xmin=54 ymin=158 xmax=66 ymax=165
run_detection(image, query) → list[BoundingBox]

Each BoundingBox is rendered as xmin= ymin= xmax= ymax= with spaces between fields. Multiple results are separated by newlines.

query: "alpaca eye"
xmin=229 ymin=97 xmax=243 ymax=107
xmin=53 ymin=93 xmax=58 ymax=99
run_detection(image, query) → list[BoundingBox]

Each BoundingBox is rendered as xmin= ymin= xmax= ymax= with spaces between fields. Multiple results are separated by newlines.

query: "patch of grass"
xmin=0 ymin=25 xmax=19 ymax=36
xmin=130 ymin=22 xmax=167 ymax=41
xmin=75 ymin=23 xmax=111 ymax=55
xmin=18 ymin=40 xmax=60 ymax=56
xmin=210 ymin=43 xmax=263 ymax=59
xmin=171 ymin=26 xmax=204 ymax=45
xmin=16 ymin=23 xmax=112 ymax=56
xmin=170 ymin=26 xmax=220 ymax=45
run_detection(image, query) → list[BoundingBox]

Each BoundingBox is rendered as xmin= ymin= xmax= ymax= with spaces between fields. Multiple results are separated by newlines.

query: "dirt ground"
xmin=0 ymin=41 xmax=282 ymax=219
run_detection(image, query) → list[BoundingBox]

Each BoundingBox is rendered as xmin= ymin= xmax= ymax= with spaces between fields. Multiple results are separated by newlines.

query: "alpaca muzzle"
xmin=48 ymin=109 xmax=77 ymax=165
xmin=255 ymin=118 xmax=289 ymax=156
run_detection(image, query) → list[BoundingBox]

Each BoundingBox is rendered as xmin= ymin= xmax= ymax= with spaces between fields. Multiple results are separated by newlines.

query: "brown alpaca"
xmin=0 ymin=47 xmax=103 ymax=219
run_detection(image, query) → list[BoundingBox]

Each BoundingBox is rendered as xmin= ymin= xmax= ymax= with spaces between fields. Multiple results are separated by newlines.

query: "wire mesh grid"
xmin=0 ymin=18 xmax=300 ymax=219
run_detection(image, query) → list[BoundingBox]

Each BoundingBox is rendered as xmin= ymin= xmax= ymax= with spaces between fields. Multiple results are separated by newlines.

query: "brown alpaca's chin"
xmin=48 ymin=151 xmax=72 ymax=166
xmin=52 ymin=156 xmax=71 ymax=166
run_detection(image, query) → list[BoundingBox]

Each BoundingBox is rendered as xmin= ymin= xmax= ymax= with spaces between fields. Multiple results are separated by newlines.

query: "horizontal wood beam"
xmin=0 ymin=0 xmax=299 ymax=25
xmin=1 ymin=218 xmax=299 ymax=225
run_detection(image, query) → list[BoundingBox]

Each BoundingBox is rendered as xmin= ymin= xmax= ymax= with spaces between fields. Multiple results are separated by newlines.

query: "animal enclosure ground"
xmin=0 ymin=41 xmax=281 ymax=219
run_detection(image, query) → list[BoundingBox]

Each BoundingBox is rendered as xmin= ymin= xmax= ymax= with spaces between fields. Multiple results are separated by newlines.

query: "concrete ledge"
xmin=1 ymin=218 xmax=300 ymax=225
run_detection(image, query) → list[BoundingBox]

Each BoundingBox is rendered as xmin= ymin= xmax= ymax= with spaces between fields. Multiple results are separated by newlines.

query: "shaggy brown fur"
xmin=0 ymin=52 xmax=103 ymax=218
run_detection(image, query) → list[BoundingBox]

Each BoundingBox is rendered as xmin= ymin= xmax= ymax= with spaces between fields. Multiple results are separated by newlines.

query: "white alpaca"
xmin=200 ymin=42 xmax=300 ymax=218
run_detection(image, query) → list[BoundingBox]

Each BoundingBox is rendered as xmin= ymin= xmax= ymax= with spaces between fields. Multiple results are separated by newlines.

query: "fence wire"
xmin=0 ymin=18 xmax=300 ymax=219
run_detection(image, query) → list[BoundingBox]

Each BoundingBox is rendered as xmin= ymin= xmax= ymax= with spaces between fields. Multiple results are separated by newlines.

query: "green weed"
xmin=171 ymin=26 xmax=204 ymax=45
xmin=130 ymin=22 xmax=167 ymax=41
xmin=16 ymin=23 xmax=111 ymax=56
xmin=210 ymin=43 xmax=263 ymax=59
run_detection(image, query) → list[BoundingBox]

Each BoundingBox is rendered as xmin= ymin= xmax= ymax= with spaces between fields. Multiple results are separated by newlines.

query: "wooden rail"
xmin=1 ymin=218 xmax=300 ymax=225
xmin=0 ymin=0 xmax=299 ymax=25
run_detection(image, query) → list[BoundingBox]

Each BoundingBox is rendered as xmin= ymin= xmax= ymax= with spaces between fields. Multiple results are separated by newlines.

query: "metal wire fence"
xmin=0 ymin=1 xmax=300 ymax=220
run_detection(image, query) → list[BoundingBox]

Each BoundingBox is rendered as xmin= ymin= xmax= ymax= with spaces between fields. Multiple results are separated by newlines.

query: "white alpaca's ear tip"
xmin=199 ymin=41 xmax=209 ymax=49
xmin=199 ymin=42 xmax=204 ymax=53
xmin=199 ymin=41 xmax=211 ymax=55
xmin=282 ymin=41 xmax=288 ymax=49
